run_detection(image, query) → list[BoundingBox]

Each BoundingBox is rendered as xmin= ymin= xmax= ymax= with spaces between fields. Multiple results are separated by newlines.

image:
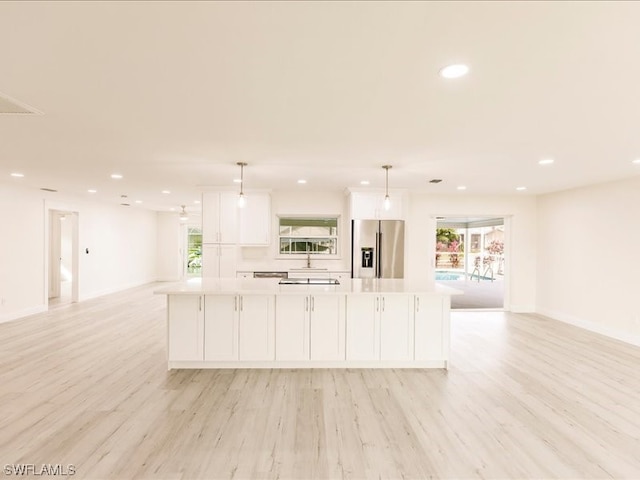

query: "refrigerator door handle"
xmin=376 ymin=231 xmax=382 ymax=278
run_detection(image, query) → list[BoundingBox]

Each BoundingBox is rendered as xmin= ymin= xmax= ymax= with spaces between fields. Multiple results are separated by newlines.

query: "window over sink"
xmin=278 ymin=216 xmax=338 ymax=256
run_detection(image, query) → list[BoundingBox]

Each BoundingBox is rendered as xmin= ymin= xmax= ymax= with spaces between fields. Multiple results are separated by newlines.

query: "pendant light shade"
xmin=179 ymin=205 xmax=188 ymax=222
xmin=237 ymin=162 xmax=247 ymax=208
xmin=382 ymin=165 xmax=392 ymax=211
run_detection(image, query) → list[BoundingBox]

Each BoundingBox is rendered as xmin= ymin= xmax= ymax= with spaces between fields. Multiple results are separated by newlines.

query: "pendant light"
xmin=382 ymin=165 xmax=392 ymax=210
xmin=237 ymin=162 xmax=247 ymax=208
xmin=179 ymin=205 xmax=189 ymax=222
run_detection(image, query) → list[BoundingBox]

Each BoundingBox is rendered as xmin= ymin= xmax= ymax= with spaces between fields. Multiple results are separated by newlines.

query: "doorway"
xmin=183 ymin=225 xmax=202 ymax=279
xmin=434 ymin=217 xmax=506 ymax=310
xmin=49 ymin=210 xmax=79 ymax=307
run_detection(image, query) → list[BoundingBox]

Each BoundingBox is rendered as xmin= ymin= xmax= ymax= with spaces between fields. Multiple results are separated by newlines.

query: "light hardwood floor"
xmin=1 ymin=284 xmax=640 ymax=479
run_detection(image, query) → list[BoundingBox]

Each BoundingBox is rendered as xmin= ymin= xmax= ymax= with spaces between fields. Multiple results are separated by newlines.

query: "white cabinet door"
xmin=310 ymin=294 xmax=346 ymax=361
xmin=350 ymin=192 xmax=379 ymax=220
xmin=218 ymin=192 xmax=238 ymax=244
xmin=345 ymin=295 xmax=379 ymax=360
xmin=204 ymin=295 xmax=238 ymax=361
xmin=239 ymin=192 xmax=271 ymax=246
xmin=379 ymin=294 xmax=413 ymax=361
xmin=202 ymin=192 xmax=220 ymax=244
xmin=238 ymin=295 xmax=275 ymax=361
xmin=201 ymin=192 xmax=238 ymax=244
xmin=168 ymin=295 xmax=203 ymax=361
xmin=414 ymin=295 xmax=446 ymax=361
xmin=201 ymin=244 xmax=237 ymax=278
xmin=350 ymin=192 xmax=403 ymax=220
xmin=275 ymin=295 xmax=309 ymax=361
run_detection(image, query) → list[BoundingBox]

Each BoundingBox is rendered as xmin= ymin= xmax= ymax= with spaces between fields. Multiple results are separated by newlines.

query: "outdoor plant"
xmin=485 ymin=240 xmax=504 ymax=273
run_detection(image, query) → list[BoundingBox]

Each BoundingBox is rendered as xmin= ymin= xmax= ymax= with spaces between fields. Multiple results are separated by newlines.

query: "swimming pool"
xmin=435 ymin=270 xmax=494 ymax=281
xmin=435 ymin=270 xmax=464 ymax=281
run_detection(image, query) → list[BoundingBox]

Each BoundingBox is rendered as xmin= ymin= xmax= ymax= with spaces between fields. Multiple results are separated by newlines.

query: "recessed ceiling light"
xmin=539 ymin=158 xmax=554 ymax=165
xmin=233 ymin=178 xmax=242 ymax=183
xmin=162 ymin=190 xmax=171 ymax=194
xmin=457 ymin=186 xmax=467 ymax=190
xmin=516 ymin=186 xmax=527 ymax=191
xmin=10 ymin=172 xmax=24 ymax=177
xmin=439 ymin=64 xmax=470 ymax=79
xmin=297 ymin=179 xmax=307 ymax=184
xmin=169 ymin=207 xmax=175 ymax=211
xmin=632 ymin=158 xmax=640 ymax=165
xmin=360 ymin=180 xmax=370 ymax=185
xmin=110 ymin=174 xmax=123 ymax=179
xmin=87 ymin=189 xmax=97 ymax=193
xmin=194 ymin=200 xmax=201 ymax=204
xmin=135 ymin=200 xmax=142 ymax=204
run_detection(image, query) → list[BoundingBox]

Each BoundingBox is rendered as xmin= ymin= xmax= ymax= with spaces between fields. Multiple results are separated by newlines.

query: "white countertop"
xmin=154 ymin=278 xmax=463 ymax=296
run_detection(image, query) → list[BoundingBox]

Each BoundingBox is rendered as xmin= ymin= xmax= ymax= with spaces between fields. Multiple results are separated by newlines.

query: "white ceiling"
xmin=2 ymin=1 xmax=640 ymax=211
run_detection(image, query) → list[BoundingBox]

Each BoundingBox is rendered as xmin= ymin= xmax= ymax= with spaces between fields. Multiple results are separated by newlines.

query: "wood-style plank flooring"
xmin=1 ymin=284 xmax=640 ymax=479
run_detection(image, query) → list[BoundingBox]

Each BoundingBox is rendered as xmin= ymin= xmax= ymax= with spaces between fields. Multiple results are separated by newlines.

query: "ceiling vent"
xmin=429 ymin=179 xmax=443 ymax=184
xmin=0 ymin=91 xmax=43 ymax=115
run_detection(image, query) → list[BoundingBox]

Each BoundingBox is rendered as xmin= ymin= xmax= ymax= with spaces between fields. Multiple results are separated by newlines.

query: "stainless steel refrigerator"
xmin=351 ymin=220 xmax=405 ymax=278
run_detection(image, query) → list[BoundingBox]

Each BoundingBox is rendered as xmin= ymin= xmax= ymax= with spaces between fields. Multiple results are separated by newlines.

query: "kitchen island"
xmin=155 ymin=278 xmax=461 ymax=370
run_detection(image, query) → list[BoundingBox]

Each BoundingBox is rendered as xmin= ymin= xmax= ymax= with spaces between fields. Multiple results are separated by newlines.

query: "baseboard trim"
xmin=168 ymin=360 xmax=448 ymax=370
xmin=537 ymin=308 xmax=640 ymax=347
xmin=78 ymin=280 xmax=155 ymax=302
xmin=509 ymin=304 xmax=535 ymax=313
xmin=0 ymin=305 xmax=47 ymax=324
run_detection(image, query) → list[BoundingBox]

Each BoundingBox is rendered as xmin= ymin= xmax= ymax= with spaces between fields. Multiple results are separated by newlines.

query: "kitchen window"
xmin=278 ymin=216 xmax=338 ymax=255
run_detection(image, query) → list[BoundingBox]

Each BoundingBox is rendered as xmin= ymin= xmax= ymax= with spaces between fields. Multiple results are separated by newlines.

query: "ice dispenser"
xmin=361 ymin=247 xmax=374 ymax=268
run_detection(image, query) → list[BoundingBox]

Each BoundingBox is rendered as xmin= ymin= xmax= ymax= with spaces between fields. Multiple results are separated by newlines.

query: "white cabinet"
xmin=275 ymin=294 xmax=345 ymax=361
xmin=168 ymin=295 xmax=203 ymax=361
xmin=414 ymin=294 xmax=449 ymax=361
xmin=310 ymin=295 xmax=345 ymax=360
xmin=346 ymin=295 xmax=379 ymax=360
xmin=238 ymin=295 xmax=275 ymax=361
xmin=275 ymin=295 xmax=309 ymax=360
xmin=202 ymin=244 xmax=237 ymax=278
xmin=203 ymin=294 xmax=275 ymax=362
xmin=379 ymin=294 xmax=413 ymax=361
xmin=239 ymin=193 xmax=271 ymax=246
xmin=204 ymin=295 xmax=238 ymax=361
xmin=350 ymin=192 xmax=404 ymax=220
xmin=202 ymin=192 xmax=238 ymax=244
xmin=236 ymin=271 xmax=253 ymax=279
xmin=346 ymin=294 xmax=412 ymax=361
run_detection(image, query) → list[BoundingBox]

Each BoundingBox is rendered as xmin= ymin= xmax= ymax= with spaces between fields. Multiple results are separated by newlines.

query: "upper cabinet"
xmin=239 ymin=192 xmax=271 ymax=246
xmin=350 ymin=192 xmax=404 ymax=220
xmin=202 ymin=191 xmax=271 ymax=246
xmin=202 ymin=192 xmax=238 ymax=244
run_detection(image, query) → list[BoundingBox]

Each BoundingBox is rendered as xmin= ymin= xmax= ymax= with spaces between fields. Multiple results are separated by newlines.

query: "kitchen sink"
xmin=279 ymin=278 xmax=340 ymax=285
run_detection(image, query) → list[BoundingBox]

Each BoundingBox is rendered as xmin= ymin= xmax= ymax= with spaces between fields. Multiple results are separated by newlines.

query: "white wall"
xmin=0 ymin=184 xmax=158 ymax=323
xmin=408 ymin=193 xmax=538 ymax=312
xmin=0 ymin=185 xmax=46 ymax=321
xmin=537 ymin=176 xmax=640 ymax=345
xmin=71 ymin=200 xmax=157 ymax=300
xmin=156 ymin=212 xmax=183 ymax=281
